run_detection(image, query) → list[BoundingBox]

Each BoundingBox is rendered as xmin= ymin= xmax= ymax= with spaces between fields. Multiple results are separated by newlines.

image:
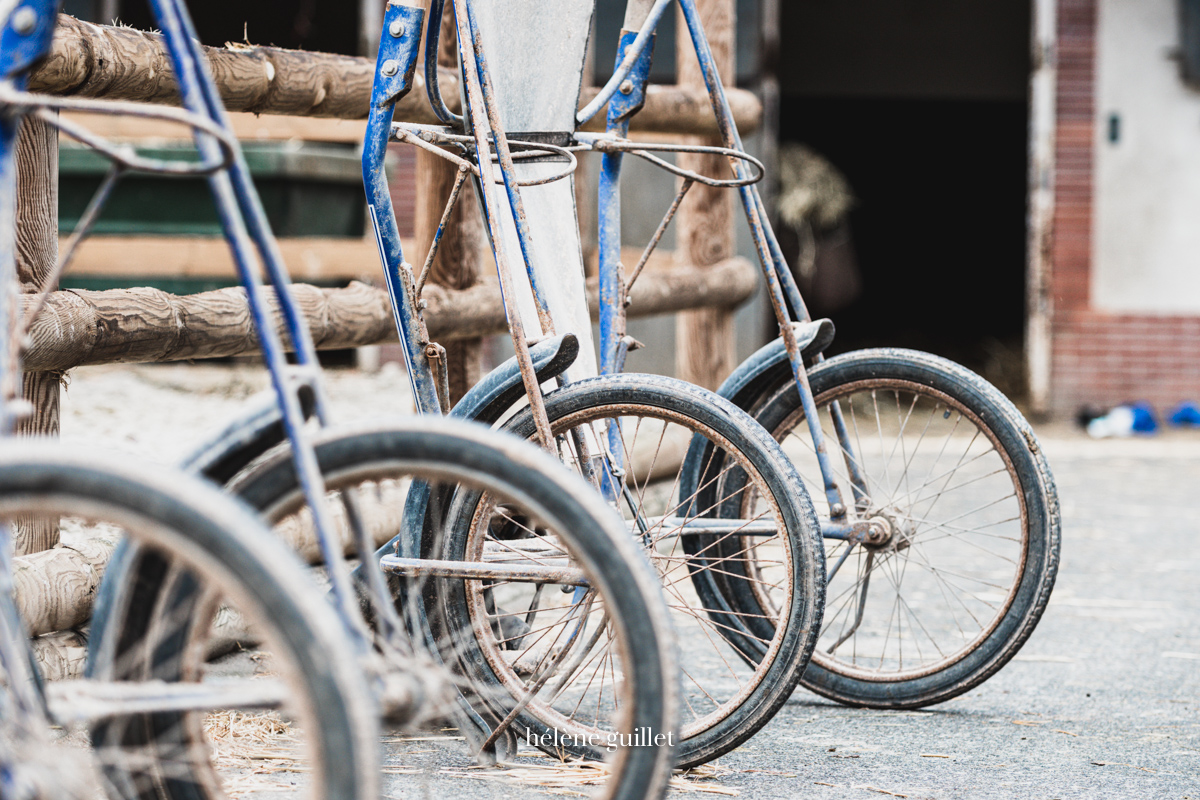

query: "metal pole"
xmin=674 ymin=0 xmax=736 ymax=390
xmin=1026 ymin=0 xmax=1058 ymax=418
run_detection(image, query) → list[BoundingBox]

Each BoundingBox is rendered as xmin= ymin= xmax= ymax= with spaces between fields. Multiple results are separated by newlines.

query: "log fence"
xmin=17 ymin=3 xmax=753 ymax=664
xmin=20 ymin=256 xmax=756 ymax=372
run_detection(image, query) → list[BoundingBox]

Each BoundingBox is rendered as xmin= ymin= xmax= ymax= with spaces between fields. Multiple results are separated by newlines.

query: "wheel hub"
xmin=856 ymin=512 xmax=914 ymax=552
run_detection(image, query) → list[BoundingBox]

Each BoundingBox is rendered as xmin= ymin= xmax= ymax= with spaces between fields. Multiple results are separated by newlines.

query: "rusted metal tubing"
xmin=28 ymin=16 xmax=760 ymax=134
xmin=20 ymin=257 xmax=756 ymax=371
xmin=379 ymin=555 xmax=588 ymax=586
xmin=641 ymin=516 xmax=778 ymax=537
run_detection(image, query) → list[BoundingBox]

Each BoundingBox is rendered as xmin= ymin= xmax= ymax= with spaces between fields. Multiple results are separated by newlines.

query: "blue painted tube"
xmin=363 ymin=115 xmax=442 ymax=415
xmin=598 ymin=29 xmax=655 ymax=490
xmin=576 ymin=0 xmax=672 ymax=127
xmin=143 ymin=0 xmax=369 ymax=628
xmin=598 ymin=152 xmax=623 ymax=378
xmin=598 ymin=29 xmax=655 ymax=378
xmin=361 ymin=3 xmax=442 ymax=415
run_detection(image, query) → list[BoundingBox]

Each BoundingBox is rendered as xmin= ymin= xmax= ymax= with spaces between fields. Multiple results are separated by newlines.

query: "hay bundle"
xmin=775 ymin=144 xmax=861 ymax=312
xmin=776 ymin=143 xmax=855 ymax=232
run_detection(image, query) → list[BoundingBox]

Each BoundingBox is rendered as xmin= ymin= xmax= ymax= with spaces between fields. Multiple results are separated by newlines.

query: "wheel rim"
xmin=537 ymin=403 xmax=795 ymax=740
xmin=2 ymin=497 xmax=332 ymax=800
xmin=775 ymin=380 xmax=1028 ymax=682
xmin=262 ymin=463 xmax=642 ymax=762
xmin=461 ymin=495 xmax=635 ymax=745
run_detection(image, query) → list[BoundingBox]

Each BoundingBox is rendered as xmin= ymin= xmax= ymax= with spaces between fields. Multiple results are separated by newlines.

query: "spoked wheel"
xmin=496 ymin=374 xmax=824 ymax=769
xmin=2 ymin=446 xmax=377 ymax=800
xmin=226 ymin=421 xmax=679 ymax=800
xmin=749 ymin=349 xmax=1060 ymax=708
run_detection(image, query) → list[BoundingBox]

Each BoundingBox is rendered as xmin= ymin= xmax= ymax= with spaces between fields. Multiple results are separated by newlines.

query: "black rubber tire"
xmin=749 ymin=349 xmax=1060 ymax=708
xmin=226 ymin=421 xmax=680 ymax=800
xmin=3 ymin=445 xmax=378 ymax=800
xmin=495 ymin=373 xmax=825 ymax=768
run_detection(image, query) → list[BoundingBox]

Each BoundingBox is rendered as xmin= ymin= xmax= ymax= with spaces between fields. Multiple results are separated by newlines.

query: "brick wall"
xmin=1051 ymin=0 xmax=1095 ymax=317
xmin=1048 ymin=0 xmax=1200 ymax=415
xmin=387 ymin=144 xmax=417 ymax=239
xmin=1054 ymin=311 xmax=1200 ymax=412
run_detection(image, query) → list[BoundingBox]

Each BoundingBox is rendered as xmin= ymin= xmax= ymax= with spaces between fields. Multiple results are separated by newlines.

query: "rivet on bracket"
xmin=12 ymin=7 xmax=37 ymax=34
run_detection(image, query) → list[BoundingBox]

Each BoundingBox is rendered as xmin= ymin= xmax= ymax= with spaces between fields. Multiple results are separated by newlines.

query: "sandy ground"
xmin=48 ymin=362 xmax=1200 ymax=799
xmin=58 ymin=361 xmax=417 ymax=465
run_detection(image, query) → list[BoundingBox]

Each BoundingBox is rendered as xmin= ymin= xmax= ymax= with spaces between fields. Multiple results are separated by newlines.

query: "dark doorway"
xmin=777 ymin=0 xmax=1030 ymax=397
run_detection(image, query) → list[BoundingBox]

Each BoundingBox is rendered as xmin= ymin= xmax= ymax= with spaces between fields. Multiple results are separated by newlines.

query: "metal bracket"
xmin=372 ymin=2 xmax=425 ymax=108
xmin=425 ymin=341 xmax=451 ymax=412
xmin=606 ymin=28 xmax=655 ymax=124
xmin=0 ymin=0 xmax=59 ymax=79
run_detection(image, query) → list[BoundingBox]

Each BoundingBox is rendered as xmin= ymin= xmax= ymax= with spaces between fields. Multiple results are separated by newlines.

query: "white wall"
xmin=1095 ymin=0 xmax=1200 ymax=312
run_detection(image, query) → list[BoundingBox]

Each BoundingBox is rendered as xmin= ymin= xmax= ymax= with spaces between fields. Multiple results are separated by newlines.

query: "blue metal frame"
xmin=0 ymin=0 xmax=390 ymax=676
xmin=0 ymin=0 xmax=390 ymax=774
xmin=363 ymin=1 xmax=441 ymax=415
xmin=587 ymin=0 xmax=872 ymax=525
xmin=365 ymin=0 xmax=572 ymax=453
xmin=0 ymin=0 xmax=626 ymax=764
xmin=358 ymin=0 xmax=864 ymax=519
xmin=355 ymin=0 xmax=881 ymax=579
xmin=145 ymin=0 xmax=374 ymax=630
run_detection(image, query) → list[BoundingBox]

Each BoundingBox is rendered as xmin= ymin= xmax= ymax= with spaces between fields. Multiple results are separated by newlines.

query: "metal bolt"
xmin=381 ymin=59 xmax=400 ymax=77
xmin=830 ymin=502 xmax=846 ymax=518
xmin=863 ymin=516 xmax=893 ymax=547
xmin=11 ymin=7 xmax=37 ymax=35
xmin=389 ymin=20 xmax=406 ymax=38
xmin=619 ymin=79 xmax=634 ymax=95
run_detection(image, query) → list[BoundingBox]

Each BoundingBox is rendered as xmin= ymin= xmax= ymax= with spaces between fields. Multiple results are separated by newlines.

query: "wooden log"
xmin=14 ymin=116 xmax=61 ymax=555
xmin=31 ymin=15 xmax=380 ymax=120
xmin=20 ymin=257 xmax=757 ymax=371
xmin=22 ymin=281 xmax=396 ymax=372
xmin=28 ymin=16 xmax=760 ymax=135
xmin=15 ymin=117 xmax=58 ymax=296
xmin=14 ymin=482 xmax=406 ymax=643
xmin=270 ymin=479 xmax=407 ymax=566
xmin=31 ymin=629 xmax=89 ymax=682
xmin=14 ymin=525 xmax=120 ymax=637
xmin=30 ymin=614 xmax=258 ymax=681
xmin=63 ymin=110 xmax=370 ymax=144
xmin=674 ymin=0 xmax=737 ymax=391
xmin=413 ymin=2 xmax=484 ymax=405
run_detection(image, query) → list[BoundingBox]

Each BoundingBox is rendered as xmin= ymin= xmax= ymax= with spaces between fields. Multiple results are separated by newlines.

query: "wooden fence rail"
xmin=18 ymin=3 xmax=755 ymax=649
xmin=21 ymin=257 xmax=757 ymax=372
xmin=31 ymin=15 xmax=761 ymax=135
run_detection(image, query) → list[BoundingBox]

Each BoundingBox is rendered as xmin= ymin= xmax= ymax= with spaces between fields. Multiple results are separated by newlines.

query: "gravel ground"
xmin=55 ymin=363 xmax=1200 ymax=800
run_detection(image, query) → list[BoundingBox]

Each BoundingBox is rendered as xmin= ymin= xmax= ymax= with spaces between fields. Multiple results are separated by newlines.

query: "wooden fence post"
xmin=413 ymin=2 xmax=485 ymax=405
xmin=674 ymin=0 xmax=736 ymax=391
xmin=14 ymin=114 xmax=61 ymax=556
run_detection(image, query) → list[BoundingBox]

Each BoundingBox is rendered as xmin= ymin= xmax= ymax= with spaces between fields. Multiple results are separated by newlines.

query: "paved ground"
xmin=675 ymin=431 xmax=1200 ymax=800
xmin=59 ymin=365 xmax=1200 ymax=799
